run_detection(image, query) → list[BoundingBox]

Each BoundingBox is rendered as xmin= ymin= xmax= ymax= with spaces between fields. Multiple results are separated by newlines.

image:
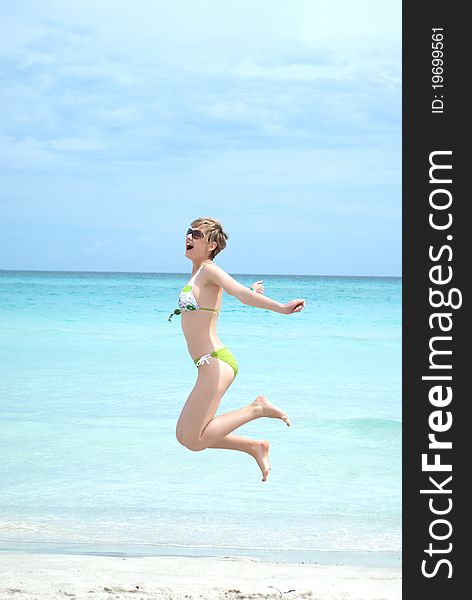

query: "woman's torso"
xmin=179 ymin=267 xmax=224 ymax=359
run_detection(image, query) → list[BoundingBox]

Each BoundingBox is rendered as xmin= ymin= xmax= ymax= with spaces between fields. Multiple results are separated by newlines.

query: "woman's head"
xmin=186 ymin=217 xmax=228 ymax=260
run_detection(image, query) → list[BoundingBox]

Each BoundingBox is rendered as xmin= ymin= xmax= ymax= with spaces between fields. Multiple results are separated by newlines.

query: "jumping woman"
xmin=169 ymin=217 xmax=305 ymax=482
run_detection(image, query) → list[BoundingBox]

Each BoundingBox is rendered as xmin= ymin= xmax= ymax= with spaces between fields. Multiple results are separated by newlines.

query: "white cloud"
xmin=0 ymin=0 xmax=401 ymax=275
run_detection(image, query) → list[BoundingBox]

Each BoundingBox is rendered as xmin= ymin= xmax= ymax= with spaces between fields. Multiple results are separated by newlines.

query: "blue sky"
xmin=0 ymin=0 xmax=401 ymax=276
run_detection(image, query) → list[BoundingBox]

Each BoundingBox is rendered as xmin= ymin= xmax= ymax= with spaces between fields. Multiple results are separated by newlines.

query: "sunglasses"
xmin=186 ymin=228 xmax=205 ymax=240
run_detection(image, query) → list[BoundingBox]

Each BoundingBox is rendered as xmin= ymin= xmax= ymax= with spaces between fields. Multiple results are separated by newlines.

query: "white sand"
xmin=0 ymin=553 xmax=401 ymax=600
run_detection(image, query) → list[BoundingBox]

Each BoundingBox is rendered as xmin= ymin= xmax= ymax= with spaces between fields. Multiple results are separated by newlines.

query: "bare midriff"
xmin=181 ymin=285 xmax=223 ymax=361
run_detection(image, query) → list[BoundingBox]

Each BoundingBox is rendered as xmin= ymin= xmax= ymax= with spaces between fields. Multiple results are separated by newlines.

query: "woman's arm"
xmin=204 ymin=264 xmax=305 ymax=314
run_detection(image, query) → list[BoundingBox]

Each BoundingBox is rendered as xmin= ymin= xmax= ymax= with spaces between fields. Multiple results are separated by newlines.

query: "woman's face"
xmin=185 ymin=226 xmax=215 ymax=260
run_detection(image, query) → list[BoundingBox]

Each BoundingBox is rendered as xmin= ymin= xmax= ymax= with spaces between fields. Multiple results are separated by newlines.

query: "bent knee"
xmin=176 ymin=431 xmax=206 ymax=452
xmin=181 ymin=439 xmax=206 ymax=452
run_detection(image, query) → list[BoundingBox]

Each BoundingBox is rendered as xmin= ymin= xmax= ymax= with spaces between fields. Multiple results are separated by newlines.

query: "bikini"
xmin=168 ymin=265 xmax=239 ymax=378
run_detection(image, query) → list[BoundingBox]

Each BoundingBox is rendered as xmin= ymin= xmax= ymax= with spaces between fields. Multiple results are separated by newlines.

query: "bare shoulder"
xmin=200 ymin=262 xmax=227 ymax=285
xmin=202 ymin=262 xmax=226 ymax=275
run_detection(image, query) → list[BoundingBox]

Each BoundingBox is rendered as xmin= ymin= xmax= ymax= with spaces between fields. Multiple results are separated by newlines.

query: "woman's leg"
xmin=176 ymin=358 xmax=290 ymax=451
xmin=200 ymin=395 xmax=290 ymax=445
xmin=208 ymin=434 xmax=272 ymax=482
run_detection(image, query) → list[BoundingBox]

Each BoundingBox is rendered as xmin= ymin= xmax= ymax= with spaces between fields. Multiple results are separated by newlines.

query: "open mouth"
xmin=186 ymin=243 xmax=194 ymax=250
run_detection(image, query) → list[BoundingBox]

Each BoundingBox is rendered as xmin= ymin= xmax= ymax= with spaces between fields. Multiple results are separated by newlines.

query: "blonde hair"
xmin=191 ymin=216 xmax=228 ymax=260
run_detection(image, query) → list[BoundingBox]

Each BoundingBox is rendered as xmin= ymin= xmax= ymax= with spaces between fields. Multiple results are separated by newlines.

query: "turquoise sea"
xmin=0 ymin=270 xmax=401 ymax=564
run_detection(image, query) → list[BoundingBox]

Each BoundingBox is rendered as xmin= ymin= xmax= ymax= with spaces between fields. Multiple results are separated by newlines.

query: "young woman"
xmin=169 ymin=217 xmax=305 ymax=482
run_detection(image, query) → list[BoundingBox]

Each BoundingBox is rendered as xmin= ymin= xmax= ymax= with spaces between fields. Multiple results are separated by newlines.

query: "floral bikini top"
xmin=168 ymin=265 xmax=220 ymax=321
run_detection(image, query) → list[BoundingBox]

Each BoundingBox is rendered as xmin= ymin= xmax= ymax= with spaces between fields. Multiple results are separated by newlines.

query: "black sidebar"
xmin=403 ymin=1 xmax=468 ymax=598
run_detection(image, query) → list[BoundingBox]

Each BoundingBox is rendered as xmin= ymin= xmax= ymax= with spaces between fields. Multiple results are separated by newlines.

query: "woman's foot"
xmin=251 ymin=439 xmax=271 ymax=482
xmin=253 ymin=395 xmax=291 ymax=427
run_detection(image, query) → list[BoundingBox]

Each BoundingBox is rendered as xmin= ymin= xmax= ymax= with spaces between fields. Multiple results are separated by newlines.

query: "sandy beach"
xmin=0 ymin=553 xmax=401 ymax=600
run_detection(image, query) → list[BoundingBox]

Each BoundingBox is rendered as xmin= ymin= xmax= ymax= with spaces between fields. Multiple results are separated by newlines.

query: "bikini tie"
xmin=196 ymin=354 xmax=212 ymax=366
xmin=168 ymin=308 xmax=181 ymax=322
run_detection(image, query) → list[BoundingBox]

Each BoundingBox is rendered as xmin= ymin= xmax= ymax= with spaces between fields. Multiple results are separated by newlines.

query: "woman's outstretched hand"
xmin=281 ymin=299 xmax=306 ymax=314
xmin=251 ymin=280 xmax=264 ymax=294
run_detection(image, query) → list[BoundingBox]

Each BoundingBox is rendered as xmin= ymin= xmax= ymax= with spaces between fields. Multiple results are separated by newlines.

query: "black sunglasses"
xmin=186 ymin=227 xmax=205 ymax=239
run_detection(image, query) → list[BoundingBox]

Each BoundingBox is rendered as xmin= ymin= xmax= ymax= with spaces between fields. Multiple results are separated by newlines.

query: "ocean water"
xmin=0 ymin=270 xmax=401 ymax=563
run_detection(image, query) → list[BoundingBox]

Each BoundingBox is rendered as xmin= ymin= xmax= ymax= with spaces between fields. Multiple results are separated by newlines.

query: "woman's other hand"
xmin=251 ymin=280 xmax=264 ymax=294
xmin=281 ymin=299 xmax=305 ymax=314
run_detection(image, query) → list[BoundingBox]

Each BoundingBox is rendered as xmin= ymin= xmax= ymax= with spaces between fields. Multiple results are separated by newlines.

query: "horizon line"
xmin=0 ymin=268 xmax=402 ymax=279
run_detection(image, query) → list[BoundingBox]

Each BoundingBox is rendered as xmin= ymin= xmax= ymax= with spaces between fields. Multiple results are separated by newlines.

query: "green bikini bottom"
xmin=194 ymin=347 xmax=238 ymax=378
